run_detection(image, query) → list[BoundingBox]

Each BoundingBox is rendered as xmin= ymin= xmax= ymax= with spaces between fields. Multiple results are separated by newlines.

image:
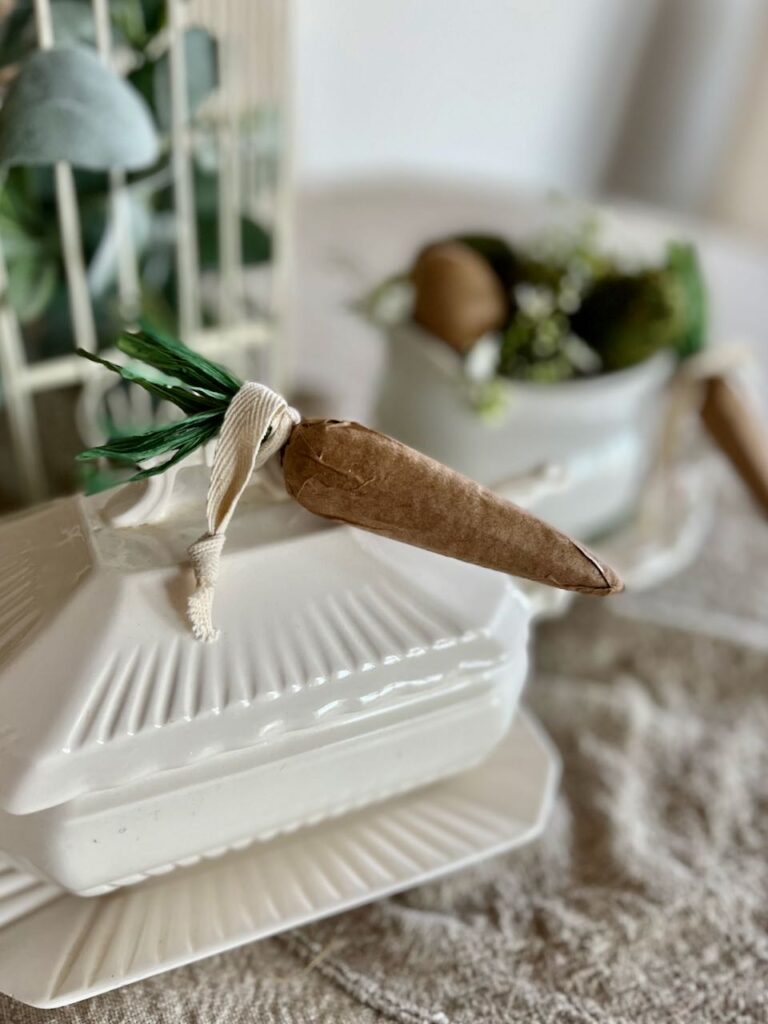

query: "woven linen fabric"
xmin=2 ymin=481 xmax=766 ymax=1024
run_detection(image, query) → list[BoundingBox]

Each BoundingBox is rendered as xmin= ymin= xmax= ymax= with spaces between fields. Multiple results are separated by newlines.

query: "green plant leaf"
xmin=666 ymin=242 xmax=707 ymax=359
xmin=0 ymin=1 xmax=133 ymax=69
xmin=109 ymin=0 xmax=149 ymax=48
xmin=0 ymin=175 xmax=53 ymax=259
xmin=50 ymin=1 xmax=98 ymax=47
xmin=0 ymin=2 xmax=35 ymax=69
xmin=197 ymin=210 xmax=272 ymax=268
xmin=87 ymin=191 xmax=152 ymax=297
xmin=152 ymin=27 xmax=219 ymax=131
xmin=0 ymin=47 xmax=160 ymax=170
xmin=7 ymin=253 xmax=58 ymax=322
xmin=454 ymin=233 xmax=517 ymax=287
xmin=139 ymin=0 xmax=165 ymax=37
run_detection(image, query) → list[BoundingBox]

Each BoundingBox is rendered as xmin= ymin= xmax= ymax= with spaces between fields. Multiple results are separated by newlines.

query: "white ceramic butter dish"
xmin=0 ymin=468 xmax=533 ymax=895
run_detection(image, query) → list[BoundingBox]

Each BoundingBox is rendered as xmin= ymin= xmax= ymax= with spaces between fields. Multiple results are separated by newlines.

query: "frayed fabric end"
xmin=187 ymin=532 xmax=225 ymax=642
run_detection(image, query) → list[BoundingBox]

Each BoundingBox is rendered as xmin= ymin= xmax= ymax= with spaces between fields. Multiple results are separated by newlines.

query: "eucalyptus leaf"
xmin=152 ymin=27 xmax=219 ymax=131
xmin=0 ymin=178 xmax=51 ymax=259
xmin=0 ymin=2 xmax=34 ymax=69
xmin=0 ymin=1 xmax=130 ymax=70
xmin=108 ymin=0 xmax=149 ymax=48
xmin=139 ymin=0 xmax=165 ymax=37
xmin=0 ymin=172 xmax=60 ymax=321
xmin=50 ymin=2 xmax=98 ymax=47
xmin=7 ymin=254 xmax=58 ymax=322
xmin=87 ymin=191 xmax=152 ymax=297
xmin=0 ymin=47 xmax=160 ymax=170
xmin=197 ymin=210 xmax=272 ymax=268
xmin=185 ymin=166 xmax=272 ymax=267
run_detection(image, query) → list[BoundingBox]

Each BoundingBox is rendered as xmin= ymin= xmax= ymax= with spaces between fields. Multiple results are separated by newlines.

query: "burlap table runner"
xmin=2 ymin=476 xmax=766 ymax=1023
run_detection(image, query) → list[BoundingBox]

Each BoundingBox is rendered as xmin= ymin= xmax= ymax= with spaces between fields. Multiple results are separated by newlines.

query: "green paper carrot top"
xmin=79 ymin=330 xmax=623 ymax=642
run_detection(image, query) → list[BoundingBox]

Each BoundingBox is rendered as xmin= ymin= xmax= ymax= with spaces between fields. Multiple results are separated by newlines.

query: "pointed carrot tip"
xmin=586 ymin=560 xmax=624 ymax=596
xmin=598 ymin=565 xmax=625 ymax=596
xmin=568 ymin=540 xmax=624 ymax=596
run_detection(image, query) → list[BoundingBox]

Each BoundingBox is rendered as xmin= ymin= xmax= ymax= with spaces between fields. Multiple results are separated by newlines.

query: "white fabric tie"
xmin=637 ymin=343 xmax=751 ymax=539
xmin=187 ymin=382 xmax=300 ymax=642
xmin=658 ymin=343 xmax=752 ymax=467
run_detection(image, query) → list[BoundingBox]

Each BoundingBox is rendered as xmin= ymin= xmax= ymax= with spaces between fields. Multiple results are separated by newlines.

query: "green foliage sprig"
xmin=76 ymin=328 xmax=240 ymax=481
xmin=457 ymin=226 xmax=708 ymax=383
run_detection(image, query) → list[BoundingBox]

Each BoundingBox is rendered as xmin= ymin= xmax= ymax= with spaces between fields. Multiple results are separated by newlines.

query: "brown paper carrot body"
xmin=701 ymin=373 xmax=768 ymax=516
xmin=282 ymin=419 xmax=623 ymax=596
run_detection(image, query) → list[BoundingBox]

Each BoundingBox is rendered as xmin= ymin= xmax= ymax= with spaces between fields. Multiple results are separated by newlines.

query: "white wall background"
xmin=294 ymin=0 xmax=658 ymax=194
xmin=605 ymin=0 xmax=768 ymax=213
xmin=294 ymin=0 xmax=768 ymax=221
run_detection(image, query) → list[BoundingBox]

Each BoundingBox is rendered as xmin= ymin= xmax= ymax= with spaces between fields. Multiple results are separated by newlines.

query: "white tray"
xmin=0 ymin=709 xmax=558 ymax=1009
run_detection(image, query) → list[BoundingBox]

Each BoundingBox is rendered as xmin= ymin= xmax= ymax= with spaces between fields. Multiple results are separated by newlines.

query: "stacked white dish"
xmin=0 ymin=468 xmax=534 ymax=896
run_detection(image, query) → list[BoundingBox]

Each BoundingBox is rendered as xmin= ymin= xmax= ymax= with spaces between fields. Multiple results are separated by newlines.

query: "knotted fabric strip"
xmin=637 ymin=343 xmax=751 ymax=538
xmin=658 ymin=343 xmax=752 ymax=468
xmin=188 ymin=382 xmax=300 ymax=642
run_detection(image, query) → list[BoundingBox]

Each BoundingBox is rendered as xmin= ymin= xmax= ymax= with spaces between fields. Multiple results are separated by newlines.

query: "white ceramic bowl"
xmin=376 ymin=323 xmax=675 ymax=539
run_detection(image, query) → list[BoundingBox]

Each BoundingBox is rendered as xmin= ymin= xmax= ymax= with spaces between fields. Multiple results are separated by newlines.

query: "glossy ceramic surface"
xmin=0 ymin=710 xmax=559 ymax=1008
xmin=0 ymin=471 xmax=533 ymax=894
xmin=376 ymin=323 xmax=675 ymax=539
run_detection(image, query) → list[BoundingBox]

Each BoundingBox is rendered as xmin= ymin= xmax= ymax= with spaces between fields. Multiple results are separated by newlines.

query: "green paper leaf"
xmin=77 ymin=348 xmax=230 ymax=416
xmin=77 ymin=407 xmax=222 ymax=464
xmin=126 ymin=432 xmax=213 ymax=481
xmin=76 ymin=327 xmax=243 ymax=483
xmin=117 ymin=328 xmax=242 ymax=395
xmin=152 ymin=27 xmax=219 ymax=132
xmin=0 ymin=47 xmax=160 ymax=171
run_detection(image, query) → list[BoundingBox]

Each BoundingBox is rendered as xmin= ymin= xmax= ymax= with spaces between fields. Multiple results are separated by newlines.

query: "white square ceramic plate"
xmin=0 ymin=709 xmax=558 ymax=1008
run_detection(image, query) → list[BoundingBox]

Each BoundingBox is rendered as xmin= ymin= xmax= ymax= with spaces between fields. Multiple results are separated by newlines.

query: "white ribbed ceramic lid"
xmin=0 ymin=471 xmax=531 ymax=815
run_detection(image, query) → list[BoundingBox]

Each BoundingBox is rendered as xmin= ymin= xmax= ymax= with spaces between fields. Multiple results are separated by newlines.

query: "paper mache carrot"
xmin=78 ymin=330 xmax=623 ymax=642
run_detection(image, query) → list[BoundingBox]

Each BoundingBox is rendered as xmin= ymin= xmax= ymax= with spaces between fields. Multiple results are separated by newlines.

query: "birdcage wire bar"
xmin=0 ymin=0 xmax=293 ymax=504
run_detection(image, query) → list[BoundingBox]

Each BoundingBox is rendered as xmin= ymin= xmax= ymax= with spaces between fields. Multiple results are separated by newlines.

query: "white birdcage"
xmin=0 ymin=0 xmax=294 ymax=504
